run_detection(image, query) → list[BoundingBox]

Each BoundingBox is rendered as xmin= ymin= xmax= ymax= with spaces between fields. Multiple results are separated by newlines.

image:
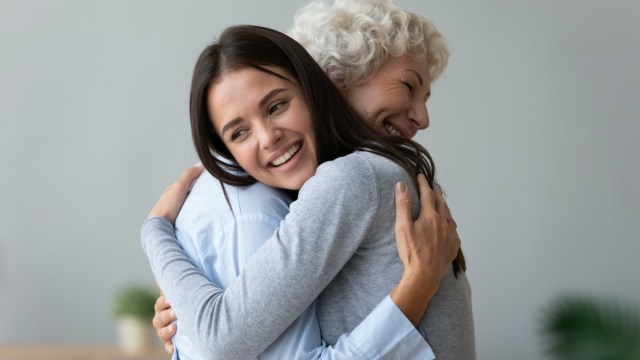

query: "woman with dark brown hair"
xmin=143 ymin=23 xmax=473 ymax=360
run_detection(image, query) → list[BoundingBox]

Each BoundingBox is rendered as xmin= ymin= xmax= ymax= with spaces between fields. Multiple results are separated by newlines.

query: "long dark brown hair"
xmin=189 ymin=25 xmax=465 ymax=275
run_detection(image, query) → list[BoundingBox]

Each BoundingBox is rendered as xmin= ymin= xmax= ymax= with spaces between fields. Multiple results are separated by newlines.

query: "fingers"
xmin=153 ymin=295 xmax=176 ymax=333
xmin=156 ymin=317 xmax=176 ymax=340
xmin=176 ymin=164 xmax=205 ymax=193
xmin=394 ymin=182 xmax=412 ymax=233
xmin=153 ymin=295 xmax=177 ymax=353
xmin=147 ymin=165 xmax=204 ymax=222
xmin=417 ymin=174 xmax=436 ymax=217
xmin=434 ymin=191 xmax=457 ymax=229
xmin=154 ymin=294 xmax=170 ymax=313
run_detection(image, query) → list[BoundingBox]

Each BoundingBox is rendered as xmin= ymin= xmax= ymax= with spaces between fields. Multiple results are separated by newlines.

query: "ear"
xmin=334 ymin=78 xmax=348 ymax=94
xmin=326 ymin=66 xmax=348 ymax=94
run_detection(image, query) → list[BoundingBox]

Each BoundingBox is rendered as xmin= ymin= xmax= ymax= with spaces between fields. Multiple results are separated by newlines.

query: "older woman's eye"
xmin=402 ymin=82 xmax=414 ymax=94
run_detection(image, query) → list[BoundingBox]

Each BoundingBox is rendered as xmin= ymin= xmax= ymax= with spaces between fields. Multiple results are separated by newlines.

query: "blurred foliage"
xmin=541 ymin=294 xmax=640 ymax=360
xmin=113 ymin=284 xmax=157 ymax=320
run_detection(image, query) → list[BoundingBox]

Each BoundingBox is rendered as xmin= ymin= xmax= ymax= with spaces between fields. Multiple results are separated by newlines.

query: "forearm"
xmin=141 ymin=214 xmax=360 ymax=359
xmin=141 ymin=158 xmax=379 ymax=359
xmin=143 ymin=217 xmax=308 ymax=358
xmin=298 ymin=296 xmax=434 ymax=360
xmin=390 ymin=265 xmax=440 ymax=326
xmin=141 ymin=217 xmax=237 ymax=357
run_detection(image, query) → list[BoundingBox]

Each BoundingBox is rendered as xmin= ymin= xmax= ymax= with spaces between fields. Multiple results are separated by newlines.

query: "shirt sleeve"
xmin=270 ymin=295 xmax=435 ymax=360
xmin=141 ymin=156 xmax=408 ymax=359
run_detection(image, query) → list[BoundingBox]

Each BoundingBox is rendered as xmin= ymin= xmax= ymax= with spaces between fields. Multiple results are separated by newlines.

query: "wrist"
xmin=390 ymin=269 xmax=439 ymax=326
xmin=400 ymin=267 xmax=439 ymax=302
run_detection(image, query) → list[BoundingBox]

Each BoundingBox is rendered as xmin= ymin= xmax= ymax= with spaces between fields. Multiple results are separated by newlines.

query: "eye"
xmin=268 ymin=101 xmax=287 ymax=116
xmin=402 ymin=81 xmax=414 ymax=95
xmin=230 ymin=128 xmax=248 ymax=142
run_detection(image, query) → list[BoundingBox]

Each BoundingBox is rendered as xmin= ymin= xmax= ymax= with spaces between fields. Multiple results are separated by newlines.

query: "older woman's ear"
xmin=326 ymin=66 xmax=348 ymax=94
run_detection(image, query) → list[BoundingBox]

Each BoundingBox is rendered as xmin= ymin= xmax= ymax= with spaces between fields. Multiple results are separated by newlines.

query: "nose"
xmin=258 ymin=122 xmax=282 ymax=150
xmin=407 ymin=102 xmax=429 ymax=131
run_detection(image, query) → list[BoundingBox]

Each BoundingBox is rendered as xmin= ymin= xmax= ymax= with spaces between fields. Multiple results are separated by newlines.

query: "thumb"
xmin=395 ymin=181 xmax=412 ymax=232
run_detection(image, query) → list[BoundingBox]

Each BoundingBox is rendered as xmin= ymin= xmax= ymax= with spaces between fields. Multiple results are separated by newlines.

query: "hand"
xmin=147 ymin=165 xmax=204 ymax=224
xmin=153 ymin=289 xmax=177 ymax=354
xmin=391 ymin=173 xmax=461 ymax=325
xmin=395 ymin=173 xmax=460 ymax=281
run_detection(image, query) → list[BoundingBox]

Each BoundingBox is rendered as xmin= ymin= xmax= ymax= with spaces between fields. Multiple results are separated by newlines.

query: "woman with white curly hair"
xmin=148 ymin=1 xmax=475 ymax=359
xmin=291 ymin=0 xmax=450 ymax=139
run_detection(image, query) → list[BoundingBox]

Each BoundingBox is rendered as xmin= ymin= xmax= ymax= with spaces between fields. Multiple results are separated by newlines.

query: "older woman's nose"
xmin=407 ymin=103 xmax=429 ymax=130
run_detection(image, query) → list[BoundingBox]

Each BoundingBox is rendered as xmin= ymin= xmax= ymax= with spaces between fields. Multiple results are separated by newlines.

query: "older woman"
xmin=148 ymin=0 xmax=474 ymax=359
xmin=291 ymin=0 xmax=449 ymax=139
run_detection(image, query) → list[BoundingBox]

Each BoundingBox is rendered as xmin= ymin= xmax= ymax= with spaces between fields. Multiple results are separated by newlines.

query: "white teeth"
xmin=271 ymin=143 xmax=301 ymax=167
xmin=384 ymin=122 xmax=401 ymax=136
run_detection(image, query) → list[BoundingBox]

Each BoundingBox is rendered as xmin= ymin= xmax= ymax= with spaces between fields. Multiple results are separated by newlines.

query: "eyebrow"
xmin=220 ymin=88 xmax=289 ymax=136
xmin=221 ymin=118 xmax=243 ymax=137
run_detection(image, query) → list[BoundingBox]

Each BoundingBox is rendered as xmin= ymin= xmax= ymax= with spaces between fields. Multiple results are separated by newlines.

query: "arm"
xmin=151 ymin=173 xmax=458 ymax=355
xmin=152 ymin=291 xmax=438 ymax=359
xmin=143 ymin=159 xmax=458 ymax=356
xmin=142 ymin=160 xmax=374 ymax=358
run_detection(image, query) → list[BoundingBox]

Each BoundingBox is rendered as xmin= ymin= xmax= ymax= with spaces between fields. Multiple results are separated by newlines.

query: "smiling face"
xmin=208 ymin=66 xmax=318 ymax=190
xmin=343 ymin=54 xmax=432 ymax=139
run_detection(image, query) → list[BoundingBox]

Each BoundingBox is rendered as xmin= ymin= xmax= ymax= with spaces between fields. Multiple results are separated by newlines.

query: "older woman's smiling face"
xmin=343 ymin=54 xmax=432 ymax=139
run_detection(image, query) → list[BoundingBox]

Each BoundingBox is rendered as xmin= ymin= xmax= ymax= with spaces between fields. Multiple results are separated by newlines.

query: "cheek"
xmin=227 ymin=144 xmax=255 ymax=171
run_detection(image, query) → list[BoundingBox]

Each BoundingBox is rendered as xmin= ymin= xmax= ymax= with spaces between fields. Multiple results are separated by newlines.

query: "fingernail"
xmin=395 ymin=182 xmax=406 ymax=194
xmin=170 ymin=310 xmax=175 ymax=318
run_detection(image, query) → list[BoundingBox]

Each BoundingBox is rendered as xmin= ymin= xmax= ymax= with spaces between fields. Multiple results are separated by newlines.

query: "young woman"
xmin=142 ymin=24 xmax=474 ymax=360
xmin=155 ymin=2 xmax=464 ymax=348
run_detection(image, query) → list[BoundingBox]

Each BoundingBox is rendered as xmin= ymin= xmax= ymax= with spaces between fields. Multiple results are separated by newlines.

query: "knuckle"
xmin=396 ymin=197 xmax=410 ymax=207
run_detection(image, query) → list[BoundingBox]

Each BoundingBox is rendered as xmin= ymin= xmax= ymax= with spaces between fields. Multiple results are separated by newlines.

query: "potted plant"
xmin=113 ymin=284 xmax=157 ymax=354
xmin=541 ymin=294 xmax=640 ymax=360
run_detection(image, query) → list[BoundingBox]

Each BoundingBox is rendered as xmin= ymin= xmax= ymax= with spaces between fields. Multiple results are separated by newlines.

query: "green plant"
xmin=541 ymin=294 xmax=640 ymax=360
xmin=113 ymin=284 xmax=157 ymax=320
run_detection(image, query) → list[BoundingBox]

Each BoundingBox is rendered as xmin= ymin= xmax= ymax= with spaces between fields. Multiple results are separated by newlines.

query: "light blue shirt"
xmin=168 ymin=171 xmax=435 ymax=359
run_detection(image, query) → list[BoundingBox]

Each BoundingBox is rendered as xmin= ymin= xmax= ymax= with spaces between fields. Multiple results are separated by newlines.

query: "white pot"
xmin=117 ymin=316 xmax=151 ymax=354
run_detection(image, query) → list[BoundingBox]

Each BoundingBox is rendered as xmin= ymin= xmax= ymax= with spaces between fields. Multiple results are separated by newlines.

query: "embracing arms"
xmin=143 ymin=162 xmax=459 ymax=359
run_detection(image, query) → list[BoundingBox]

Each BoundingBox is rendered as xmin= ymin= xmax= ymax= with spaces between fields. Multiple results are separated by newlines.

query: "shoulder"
xmin=177 ymin=172 xmax=292 ymax=228
xmin=308 ymin=151 xmax=406 ymax=191
xmin=294 ymin=152 xmax=395 ymax=213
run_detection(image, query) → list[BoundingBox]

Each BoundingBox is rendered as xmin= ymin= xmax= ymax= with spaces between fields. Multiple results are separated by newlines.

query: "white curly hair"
xmin=290 ymin=0 xmax=449 ymax=87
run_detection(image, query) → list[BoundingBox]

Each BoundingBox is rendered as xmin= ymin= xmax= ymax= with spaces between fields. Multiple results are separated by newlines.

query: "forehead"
xmin=210 ymin=67 xmax=292 ymax=101
xmin=214 ymin=66 xmax=294 ymax=91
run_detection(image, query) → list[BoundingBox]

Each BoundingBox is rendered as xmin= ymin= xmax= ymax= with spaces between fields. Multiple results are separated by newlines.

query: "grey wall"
xmin=1 ymin=0 xmax=638 ymax=358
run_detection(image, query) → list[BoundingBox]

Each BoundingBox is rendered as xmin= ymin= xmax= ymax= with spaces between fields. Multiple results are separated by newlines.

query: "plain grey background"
xmin=1 ymin=0 xmax=638 ymax=358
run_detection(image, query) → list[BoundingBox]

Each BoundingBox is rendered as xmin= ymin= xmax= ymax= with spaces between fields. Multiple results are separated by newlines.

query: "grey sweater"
xmin=142 ymin=151 xmax=475 ymax=359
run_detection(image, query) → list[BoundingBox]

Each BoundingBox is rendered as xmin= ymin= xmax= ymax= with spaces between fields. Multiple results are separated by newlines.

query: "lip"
xmin=266 ymin=141 xmax=304 ymax=168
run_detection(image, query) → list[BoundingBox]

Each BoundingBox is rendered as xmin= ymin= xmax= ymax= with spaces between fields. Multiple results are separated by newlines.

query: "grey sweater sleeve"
xmin=141 ymin=155 xmax=380 ymax=359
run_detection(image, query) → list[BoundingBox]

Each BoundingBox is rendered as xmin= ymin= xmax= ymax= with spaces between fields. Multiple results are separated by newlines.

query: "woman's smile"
xmin=269 ymin=141 xmax=303 ymax=167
